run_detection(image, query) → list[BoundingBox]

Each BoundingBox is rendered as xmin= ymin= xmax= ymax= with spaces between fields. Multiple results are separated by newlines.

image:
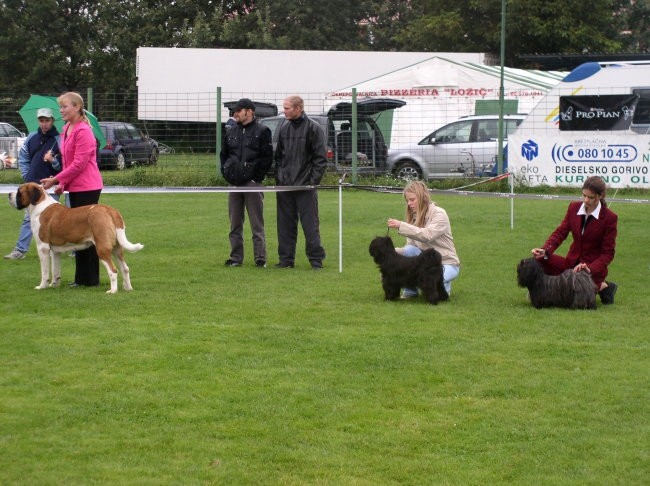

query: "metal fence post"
xmin=87 ymin=87 xmax=93 ymax=113
xmin=216 ymin=87 xmax=222 ymax=176
xmin=351 ymin=88 xmax=358 ymax=185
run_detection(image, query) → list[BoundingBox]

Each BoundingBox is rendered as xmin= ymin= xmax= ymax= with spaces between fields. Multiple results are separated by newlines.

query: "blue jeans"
xmin=402 ymin=245 xmax=460 ymax=297
xmin=14 ymin=193 xmax=62 ymax=253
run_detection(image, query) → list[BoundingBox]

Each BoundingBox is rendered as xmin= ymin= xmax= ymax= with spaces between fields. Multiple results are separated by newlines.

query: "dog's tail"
xmin=107 ymin=206 xmax=143 ymax=253
xmin=117 ymin=228 xmax=144 ymax=253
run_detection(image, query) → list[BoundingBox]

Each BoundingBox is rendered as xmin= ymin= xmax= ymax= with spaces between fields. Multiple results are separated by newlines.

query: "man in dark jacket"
xmin=273 ymin=95 xmax=327 ymax=269
xmin=4 ymin=107 xmax=61 ymax=260
xmin=220 ymin=98 xmax=273 ymax=267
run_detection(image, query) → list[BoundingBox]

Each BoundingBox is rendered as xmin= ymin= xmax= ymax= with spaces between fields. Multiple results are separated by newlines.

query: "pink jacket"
xmin=56 ymin=121 xmax=103 ymax=192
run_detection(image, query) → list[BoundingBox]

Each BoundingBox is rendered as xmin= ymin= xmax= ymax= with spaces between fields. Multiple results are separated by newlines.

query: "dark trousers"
xmin=68 ymin=189 xmax=102 ymax=286
xmin=276 ymin=189 xmax=325 ymax=267
xmin=228 ymin=181 xmax=266 ymax=264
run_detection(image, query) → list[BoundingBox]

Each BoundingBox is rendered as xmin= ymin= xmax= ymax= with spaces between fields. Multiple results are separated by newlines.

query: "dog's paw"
xmin=49 ymin=278 xmax=61 ymax=288
xmin=34 ymin=284 xmax=48 ymax=290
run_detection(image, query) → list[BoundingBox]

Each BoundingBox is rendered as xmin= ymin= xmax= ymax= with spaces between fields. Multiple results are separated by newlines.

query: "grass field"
xmin=1 ymin=188 xmax=648 ymax=484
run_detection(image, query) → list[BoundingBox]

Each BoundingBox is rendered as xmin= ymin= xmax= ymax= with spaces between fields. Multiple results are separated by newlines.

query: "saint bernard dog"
xmin=8 ymin=182 xmax=143 ymax=293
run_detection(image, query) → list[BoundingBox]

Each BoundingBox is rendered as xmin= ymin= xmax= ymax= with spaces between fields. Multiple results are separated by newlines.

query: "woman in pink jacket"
xmin=42 ymin=92 xmax=103 ymax=287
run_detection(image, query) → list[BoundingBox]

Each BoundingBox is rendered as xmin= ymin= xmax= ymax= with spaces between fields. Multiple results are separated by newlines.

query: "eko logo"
xmin=521 ymin=139 xmax=539 ymax=161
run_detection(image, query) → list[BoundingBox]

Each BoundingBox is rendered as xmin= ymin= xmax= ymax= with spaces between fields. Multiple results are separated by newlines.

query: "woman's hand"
xmin=573 ymin=263 xmax=591 ymax=273
xmin=41 ymin=176 xmax=57 ymax=190
xmin=531 ymin=248 xmax=545 ymax=258
xmin=387 ymin=218 xmax=401 ymax=229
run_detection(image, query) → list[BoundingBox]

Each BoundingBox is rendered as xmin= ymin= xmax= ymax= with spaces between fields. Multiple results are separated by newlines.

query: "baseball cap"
xmin=36 ymin=107 xmax=55 ymax=119
xmin=232 ymin=98 xmax=255 ymax=112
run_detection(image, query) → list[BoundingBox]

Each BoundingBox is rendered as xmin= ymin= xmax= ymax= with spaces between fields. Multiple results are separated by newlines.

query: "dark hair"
xmin=583 ymin=176 xmax=607 ymax=205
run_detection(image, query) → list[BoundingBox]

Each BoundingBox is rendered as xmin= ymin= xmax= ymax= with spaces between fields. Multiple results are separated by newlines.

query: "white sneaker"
xmin=401 ymin=291 xmax=418 ymax=300
xmin=4 ymin=249 xmax=26 ymax=260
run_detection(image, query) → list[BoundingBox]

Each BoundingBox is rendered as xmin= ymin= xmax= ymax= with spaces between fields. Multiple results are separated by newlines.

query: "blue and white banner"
xmin=508 ymin=133 xmax=650 ymax=189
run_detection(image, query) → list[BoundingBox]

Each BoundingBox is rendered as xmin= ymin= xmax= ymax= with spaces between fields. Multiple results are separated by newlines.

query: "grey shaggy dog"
xmin=517 ymin=257 xmax=597 ymax=309
xmin=369 ymin=235 xmax=448 ymax=305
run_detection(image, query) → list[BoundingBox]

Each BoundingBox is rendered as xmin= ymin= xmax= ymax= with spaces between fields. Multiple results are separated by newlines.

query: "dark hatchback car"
xmin=98 ymin=121 xmax=159 ymax=170
xmin=260 ymin=98 xmax=405 ymax=174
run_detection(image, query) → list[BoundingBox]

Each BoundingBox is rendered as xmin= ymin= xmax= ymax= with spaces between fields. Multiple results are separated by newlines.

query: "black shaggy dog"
xmin=369 ymin=236 xmax=448 ymax=305
xmin=517 ymin=257 xmax=596 ymax=309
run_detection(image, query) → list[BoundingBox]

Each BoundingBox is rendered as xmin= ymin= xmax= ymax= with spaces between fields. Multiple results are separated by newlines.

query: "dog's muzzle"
xmin=8 ymin=191 xmax=18 ymax=209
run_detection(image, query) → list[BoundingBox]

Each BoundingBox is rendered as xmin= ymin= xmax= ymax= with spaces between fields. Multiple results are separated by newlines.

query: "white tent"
xmin=136 ymin=48 xmax=487 ymax=122
xmin=325 ymin=56 xmax=566 ymax=146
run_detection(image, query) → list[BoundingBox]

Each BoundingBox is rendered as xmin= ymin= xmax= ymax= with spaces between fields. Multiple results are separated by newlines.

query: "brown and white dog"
xmin=8 ymin=182 xmax=143 ymax=293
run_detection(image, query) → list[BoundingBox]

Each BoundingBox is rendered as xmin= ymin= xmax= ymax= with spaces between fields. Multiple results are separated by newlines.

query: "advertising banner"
xmin=559 ymin=95 xmax=639 ymax=131
xmin=508 ymin=132 xmax=650 ymax=189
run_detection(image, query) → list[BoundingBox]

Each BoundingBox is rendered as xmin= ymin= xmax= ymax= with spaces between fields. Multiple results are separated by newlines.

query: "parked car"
xmin=386 ymin=114 xmax=526 ymax=180
xmin=260 ymin=98 xmax=405 ymax=174
xmin=98 ymin=121 xmax=159 ymax=170
xmin=223 ymin=100 xmax=278 ymax=119
xmin=0 ymin=122 xmax=26 ymax=168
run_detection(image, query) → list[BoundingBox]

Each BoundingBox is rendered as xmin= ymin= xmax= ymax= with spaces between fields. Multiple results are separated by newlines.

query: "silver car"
xmin=0 ymin=122 xmax=26 ymax=169
xmin=387 ymin=114 xmax=525 ymax=180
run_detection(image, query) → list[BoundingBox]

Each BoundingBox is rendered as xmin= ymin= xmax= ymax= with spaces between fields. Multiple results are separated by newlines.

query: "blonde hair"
xmin=285 ymin=95 xmax=304 ymax=112
xmin=403 ymin=180 xmax=433 ymax=227
xmin=58 ymin=91 xmax=89 ymax=124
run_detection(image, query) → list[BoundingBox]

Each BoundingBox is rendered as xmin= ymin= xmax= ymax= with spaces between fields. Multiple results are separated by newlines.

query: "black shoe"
xmin=224 ymin=259 xmax=242 ymax=267
xmin=311 ymin=264 xmax=323 ymax=270
xmin=599 ymin=281 xmax=618 ymax=305
xmin=273 ymin=262 xmax=294 ymax=269
xmin=255 ymin=260 xmax=267 ymax=268
xmin=68 ymin=282 xmax=80 ymax=288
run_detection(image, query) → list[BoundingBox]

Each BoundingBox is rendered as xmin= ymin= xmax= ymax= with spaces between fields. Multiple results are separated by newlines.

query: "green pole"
xmin=86 ymin=87 xmax=93 ymax=113
xmin=351 ymin=88 xmax=358 ymax=184
xmin=497 ymin=0 xmax=507 ymax=174
xmin=216 ymin=87 xmax=222 ymax=176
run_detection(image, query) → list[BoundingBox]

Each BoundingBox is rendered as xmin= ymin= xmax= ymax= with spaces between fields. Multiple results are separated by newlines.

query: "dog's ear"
xmin=30 ymin=185 xmax=41 ymax=206
xmin=14 ymin=187 xmax=24 ymax=209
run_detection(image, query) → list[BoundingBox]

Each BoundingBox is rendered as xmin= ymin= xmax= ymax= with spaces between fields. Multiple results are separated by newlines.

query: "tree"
xmin=616 ymin=0 xmax=650 ymax=52
xmin=0 ymin=0 xmax=646 ymax=95
xmin=0 ymin=0 xmax=105 ymax=93
xmin=390 ymin=0 xmax=627 ymax=66
xmin=507 ymin=0 xmax=623 ymax=64
xmin=218 ymin=0 xmax=404 ymax=51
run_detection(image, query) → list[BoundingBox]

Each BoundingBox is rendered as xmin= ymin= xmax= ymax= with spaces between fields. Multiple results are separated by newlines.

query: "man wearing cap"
xmin=220 ymin=98 xmax=273 ymax=267
xmin=4 ymin=108 xmax=61 ymax=260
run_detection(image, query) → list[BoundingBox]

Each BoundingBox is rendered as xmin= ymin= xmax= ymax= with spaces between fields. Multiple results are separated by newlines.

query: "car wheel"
xmin=115 ymin=152 xmax=126 ymax=170
xmin=394 ymin=161 xmax=422 ymax=181
xmin=148 ymin=147 xmax=159 ymax=165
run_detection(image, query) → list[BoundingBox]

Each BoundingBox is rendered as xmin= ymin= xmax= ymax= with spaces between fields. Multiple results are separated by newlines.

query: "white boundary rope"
xmin=3 ymin=183 xmax=647 ymax=275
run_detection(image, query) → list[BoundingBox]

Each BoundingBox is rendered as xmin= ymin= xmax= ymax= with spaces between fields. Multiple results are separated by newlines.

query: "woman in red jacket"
xmin=532 ymin=176 xmax=618 ymax=305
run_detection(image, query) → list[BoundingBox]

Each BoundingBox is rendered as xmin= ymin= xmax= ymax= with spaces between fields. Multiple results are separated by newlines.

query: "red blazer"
xmin=542 ymin=201 xmax=618 ymax=283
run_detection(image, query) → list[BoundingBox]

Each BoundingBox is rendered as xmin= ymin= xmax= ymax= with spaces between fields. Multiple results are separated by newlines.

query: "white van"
xmin=508 ymin=61 xmax=650 ymax=189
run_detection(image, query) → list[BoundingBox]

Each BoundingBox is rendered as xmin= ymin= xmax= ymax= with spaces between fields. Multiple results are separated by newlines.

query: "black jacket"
xmin=23 ymin=126 xmax=61 ymax=182
xmin=220 ymin=118 xmax=273 ymax=185
xmin=274 ymin=115 xmax=327 ymax=186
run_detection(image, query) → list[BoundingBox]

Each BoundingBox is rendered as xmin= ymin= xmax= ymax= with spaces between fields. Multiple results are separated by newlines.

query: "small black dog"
xmin=369 ymin=236 xmax=448 ymax=304
xmin=517 ymin=257 xmax=596 ymax=309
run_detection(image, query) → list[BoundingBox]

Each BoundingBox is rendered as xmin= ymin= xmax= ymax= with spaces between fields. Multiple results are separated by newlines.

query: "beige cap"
xmin=36 ymin=107 xmax=55 ymax=119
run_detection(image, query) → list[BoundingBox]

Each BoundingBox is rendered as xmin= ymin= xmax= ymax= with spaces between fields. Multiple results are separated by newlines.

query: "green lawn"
xmin=1 ymin=189 xmax=648 ymax=485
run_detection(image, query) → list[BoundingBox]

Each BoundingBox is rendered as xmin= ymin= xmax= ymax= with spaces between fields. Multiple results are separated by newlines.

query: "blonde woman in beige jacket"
xmin=387 ymin=180 xmax=460 ymax=298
